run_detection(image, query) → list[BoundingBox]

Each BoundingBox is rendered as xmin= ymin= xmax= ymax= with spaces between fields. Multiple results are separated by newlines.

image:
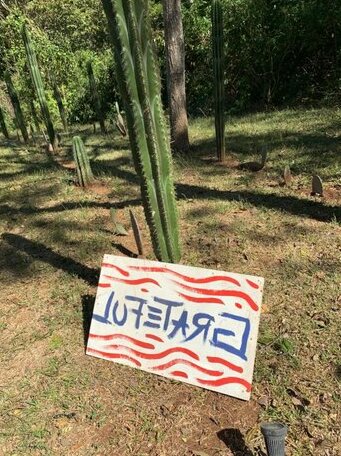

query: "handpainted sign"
xmin=87 ymin=255 xmax=264 ymax=400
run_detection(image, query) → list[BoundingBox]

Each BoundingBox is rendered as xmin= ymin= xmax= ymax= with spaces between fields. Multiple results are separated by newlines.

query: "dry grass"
xmin=0 ymin=107 xmax=340 ymax=455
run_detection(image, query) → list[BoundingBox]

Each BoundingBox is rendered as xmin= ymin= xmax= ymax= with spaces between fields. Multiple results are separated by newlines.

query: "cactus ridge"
xmin=4 ymin=71 xmax=29 ymax=143
xmin=0 ymin=107 xmax=10 ymax=139
xmin=102 ymin=0 xmax=181 ymax=262
xmin=212 ymin=0 xmax=225 ymax=162
xmin=22 ymin=25 xmax=57 ymax=150
xmin=72 ymin=136 xmax=94 ymax=187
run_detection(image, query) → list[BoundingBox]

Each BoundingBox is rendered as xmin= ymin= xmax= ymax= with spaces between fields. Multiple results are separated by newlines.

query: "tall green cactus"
xmin=0 ymin=107 xmax=9 ymax=139
xmin=87 ymin=61 xmax=106 ymax=134
xmin=22 ymin=25 xmax=57 ymax=150
xmin=212 ymin=0 xmax=225 ymax=162
xmin=101 ymin=0 xmax=181 ymax=263
xmin=4 ymin=71 xmax=29 ymax=143
xmin=53 ymin=84 xmax=68 ymax=132
xmin=72 ymin=136 xmax=94 ymax=187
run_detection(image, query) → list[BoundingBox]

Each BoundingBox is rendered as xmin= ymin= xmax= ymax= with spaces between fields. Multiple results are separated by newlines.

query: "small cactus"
xmin=114 ymin=101 xmax=127 ymax=136
xmin=129 ymin=209 xmax=144 ymax=257
xmin=283 ymin=165 xmax=292 ymax=186
xmin=72 ymin=136 xmax=94 ymax=187
xmin=0 ymin=107 xmax=9 ymax=139
xmin=311 ymin=175 xmax=323 ymax=197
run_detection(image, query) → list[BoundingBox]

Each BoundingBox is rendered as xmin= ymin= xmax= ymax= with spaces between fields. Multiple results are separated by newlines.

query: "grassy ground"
xmin=0 ymin=107 xmax=340 ymax=456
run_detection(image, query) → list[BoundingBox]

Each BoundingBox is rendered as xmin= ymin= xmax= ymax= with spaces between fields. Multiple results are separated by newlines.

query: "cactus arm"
xmin=22 ymin=24 xmax=57 ymax=150
xmin=212 ymin=0 xmax=225 ymax=162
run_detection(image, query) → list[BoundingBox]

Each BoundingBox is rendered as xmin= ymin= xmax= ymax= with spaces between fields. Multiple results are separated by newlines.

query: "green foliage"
xmin=4 ymin=71 xmax=29 ymax=143
xmin=22 ymin=24 xmax=57 ymax=149
xmin=181 ymin=0 xmax=341 ymax=113
xmin=72 ymin=136 xmax=94 ymax=187
xmin=0 ymin=0 xmax=339 ymax=123
xmin=102 ymin=0 xmax=181 ymax=263
xmin=212 ymin=0 xmax=225 ymax=161
xmin=0 ymin=107 xmax=10 ymax=139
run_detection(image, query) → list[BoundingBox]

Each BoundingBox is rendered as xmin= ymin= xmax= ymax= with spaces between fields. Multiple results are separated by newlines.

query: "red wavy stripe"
xmin=87 ymin=348 xmax=141 ymax=366
xmin=178 ymin=292 xmax=224 ymax=305
xmin=152 ymin=359 xmax=223 ymax=376
xmin=98 ymin=283 xmax=111 ymax=288
xmin=145 ymin=334 xmax=164 ymax=343
xmin=206 ymin=356 xmax=243 ymax=373
xmin=197 ymin=376 xmax=251 ymax=391
xmin=129 ymin=265 xmax=240 ymax=286
xmin=101 ymin=263 xmax=129 ymax=276
xmin=89 ymin=333 xmax=155 ymax=349
xmin=104 ymin=345 xmax=199 ymax=361
xmin=173 ymin=281 xmax=259 ymax=311
xmin=102 ymin=276 xmax=161 ymax=287
xmin=171 ymin=370 xmax=188 ymax=378
xmin=246 ymin=279 xmax=260 ymax=289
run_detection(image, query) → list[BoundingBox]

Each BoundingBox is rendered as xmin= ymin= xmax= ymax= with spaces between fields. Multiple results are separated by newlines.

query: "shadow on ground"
xmin=1 ymin=233 xmax=99 ymax=286
xmin=217 ymin=428 xmax=263 ymax=456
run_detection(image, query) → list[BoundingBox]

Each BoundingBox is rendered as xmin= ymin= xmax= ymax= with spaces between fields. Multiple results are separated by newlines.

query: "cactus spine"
xmin=22 ymin=25 xmax=57 ymax=150
xmin=72 ymin=136 xmax=94 ymax=187
xmin=0 ymin=107 xmax=9 ymax=139
xmin=212 ymin=0 xmax=225 ymax=162
xmin=87 ymin=61 xmax=106 ymax=134
xmin=101 ymin=0 xmax=181 ymax=263
xmin=53 ymin=84 xmax=68 ymax=132
xmin=4 ymin=71 xmax=29 ymax=143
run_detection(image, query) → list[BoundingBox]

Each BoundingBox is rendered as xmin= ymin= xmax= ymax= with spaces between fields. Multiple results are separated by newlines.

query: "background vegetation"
xmin=0 ymin=0 xmax=340 ymax=128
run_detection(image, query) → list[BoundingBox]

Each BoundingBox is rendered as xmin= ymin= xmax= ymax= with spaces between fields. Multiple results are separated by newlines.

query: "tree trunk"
xmin=162 ymin=0 xmax=189 ymax=152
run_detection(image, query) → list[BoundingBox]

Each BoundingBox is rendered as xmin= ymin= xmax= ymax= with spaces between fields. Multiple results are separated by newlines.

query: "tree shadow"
xmin=217 ymin=428 xmax=256 ymax=455
xmin=0 ymin=198 xmax=141 ymax=218
xmin=177 ymin=183 xmax=341 ymax=222
xmin=1 ymin=233 xmax=99 ymax=286
xmin=82 ymin=294 xmax=96 ymax=348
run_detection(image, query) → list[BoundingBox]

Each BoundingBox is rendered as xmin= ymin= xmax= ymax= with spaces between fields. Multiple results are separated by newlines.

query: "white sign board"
xmin=87 ymin=255 xmax=264 ymax=400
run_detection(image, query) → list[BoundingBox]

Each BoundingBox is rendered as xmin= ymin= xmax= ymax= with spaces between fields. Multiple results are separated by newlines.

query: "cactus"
xmin=4 ymin=71 xmax=29 ymax=143
xmin=87 ymin=61 xmax=106 ymax=134
xmin=72 ymin=136 xmax=94 ymax=187
xmin=114 ymin=101 xmax=127 ymax=136
xmin=101 ymin=0 xmax=181 ymax=263
xmin=22 ymin=24 xmax=57 ymax=150
xmin=53 ymin=84 xmax=68 ymax=132
xmin=212 ymin=0 xmax=225 ymax=162
xmin=0 ymin=107 xmax=9 ymax=139
xmin=29 ymin=99 xmax=41 ymax=133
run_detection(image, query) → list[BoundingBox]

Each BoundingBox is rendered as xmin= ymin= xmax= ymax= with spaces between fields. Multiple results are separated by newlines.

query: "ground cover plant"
xmin=0 ymin=107 xmax=340 ymax=455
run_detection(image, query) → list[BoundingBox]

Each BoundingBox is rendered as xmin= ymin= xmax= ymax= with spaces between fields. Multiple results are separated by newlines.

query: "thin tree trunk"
xmin=162 ymin=0 xmax=189 ymax=152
